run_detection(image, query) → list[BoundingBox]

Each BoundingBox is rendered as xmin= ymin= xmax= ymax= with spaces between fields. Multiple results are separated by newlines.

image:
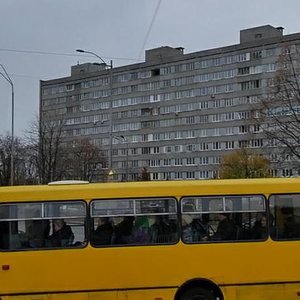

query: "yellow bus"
xmin=1 ymin=178 xmax=300 ymax=300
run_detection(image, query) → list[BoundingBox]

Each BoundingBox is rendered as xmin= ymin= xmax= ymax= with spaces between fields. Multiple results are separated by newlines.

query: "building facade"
xmin=40 ymin=25 xmax=300 ymax=181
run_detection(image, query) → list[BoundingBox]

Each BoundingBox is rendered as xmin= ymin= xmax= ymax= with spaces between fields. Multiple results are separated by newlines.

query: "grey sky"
xmin=1 ymin=0 xmax=300 ymax=137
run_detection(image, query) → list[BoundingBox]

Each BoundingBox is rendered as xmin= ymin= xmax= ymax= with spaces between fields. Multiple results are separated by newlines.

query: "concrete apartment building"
xmin=40 ymin=25 xmax=300 ymax=181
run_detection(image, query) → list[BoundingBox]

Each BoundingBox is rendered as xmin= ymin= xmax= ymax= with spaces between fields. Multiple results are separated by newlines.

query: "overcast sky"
xmin=1 ymin=0 xmax=300 ymax=137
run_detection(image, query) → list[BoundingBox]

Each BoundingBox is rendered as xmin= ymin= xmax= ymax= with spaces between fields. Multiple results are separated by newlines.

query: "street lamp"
xmin=114 ymin=135 xmax=129 ymax=181
xmin=0 ymin=64 xmax=14 ymax=186
xmin=76 ymin=49 xmax=113 ymax=176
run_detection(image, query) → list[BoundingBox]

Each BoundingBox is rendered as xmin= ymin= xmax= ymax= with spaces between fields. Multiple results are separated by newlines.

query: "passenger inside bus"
xmin=208 ymin=213 xmax=236 ymax=241
xmin=181 ymin=214 xmax=208 ymax=243
xmin=130 ymin=216 xmax=150 ymax=244
xmin=252 ymin=214 xmax=268 ymax=239
xmin=0 ymin=221 xmax=10 ymax=249
xmin=148 ymin=215 xmax=175 ymax=243
xmin=111 ymin=216 xmax=134 ymax=244
xmin=27 ymin=219 xmax=50 ymax=248
xmin=92 ymin=217 xmax=113 ymax=246
xmin=181 ymin=214 xmax=196 ymax=243
xmin=46 ymin=219 xmax=74 ymax=247
xmin=281 ymin=207 xmax=300 ymax=239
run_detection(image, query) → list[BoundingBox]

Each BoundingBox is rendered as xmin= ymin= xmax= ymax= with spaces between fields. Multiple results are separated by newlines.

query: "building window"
xmin=251 ymin=51 xmax=262 ymax=60
xmin=151 ymin=69 xmax=160 ymax=76
xmin=152 ymin=147 xmax=160 ymax=154
xmin=152 ymin=173 xmax=159 ymax=180
xmin=186 ymin=158 xmax=195 ymax=165
xmin=241 ymin=80 xmax=261 ymax=90
xmin=186 ymin=144 xmax=196 ymax=152
xmin=225 ymin=141 xmax=234 ymax=149
xmin=174 ymin=172 xmax=183 ymax=179
xmin=239 ymin=125 xmax=249 ymax=133
xmin=174 ymin=145 xmax=182 ymax=153
xmin=199 ymin=157 xmax=209 ymax=165
xmin=66 ymin=84 xmax=74 ymax=91
xmin=131 ymin=160 xmax=138 ymax=168
xmin=142 ymin=147 xmax=151 ymax=154
xmin=238 ymin=67 xmax=250 ymax=75
xmin=164 ymin=146 xmax=172 ymax=153
xmin=174 ymin=158 xmax=183 ymax=166
xmin=163 ymin=159 xmax=172 ymax=166
xmin=186 ymin=116 xmax=195 ymax=124
xmin=199 ymin=143 xmax=209 ymax=151
xmin=266 ymin=48 xmax=276 ymax=57
xmin=213 ymin=58 xmax=221 ymax=66
xmin=186 ymin=171 xmax=195 ymax=179
xmin=199 ymin=171 xmax=209 ymax=179
xmin=238 ymin=53 xmax=250 ymax=62
xmin=149 ymin=159 xmax=160 ymax=167
xmin=212 ymin=142 xmax=221 ymax=150
xmin=239 ymin=140 xmax=250 ymax=148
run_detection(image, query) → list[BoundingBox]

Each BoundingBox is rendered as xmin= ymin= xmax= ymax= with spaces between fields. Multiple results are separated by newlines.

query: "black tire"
xmin=180 ymin=287 xmax=215 ymax=300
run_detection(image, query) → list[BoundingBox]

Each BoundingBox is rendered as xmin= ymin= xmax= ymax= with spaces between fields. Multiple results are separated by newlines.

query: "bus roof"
xmin=0 ymin=178 xmax=299 ymax=202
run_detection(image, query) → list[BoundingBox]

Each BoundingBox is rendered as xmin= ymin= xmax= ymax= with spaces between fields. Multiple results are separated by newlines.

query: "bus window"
xmin=181 ymin=195 xmax=266 ymax=243
xmin=0 ymin=201 xmax=87 ymax=250
xmin=90 ymin=198 xmax=178 ymax=246
xmin=269 ymin=194 xmax=300 ymax=240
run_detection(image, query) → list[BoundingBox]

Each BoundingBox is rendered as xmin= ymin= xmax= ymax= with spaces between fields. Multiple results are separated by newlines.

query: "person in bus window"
xmin=281 ymin=207 xmax=300 ymax=239
xmin=92 ymin=217 xmax=113 ymax=246
xmin=0 ymin=221 xmax=10 ymax=249
xmin=130 ymin=216 xmax=150 ymax=244
xmin=46 ymin=219 xmax=74 ymax=247
xmin=252 ymin=214 xmax=268 ymax=239
xmin=181 ymin=214 xmax=208 ymax=243
xmin=149 ymin=215 xmax=173 ymax=243
xmin=209 ymin=213 xmax=236 ymax=241
xmin=111 ymin=216 xmax=134 ymax=244
xmin=27 ymin=219 xmax=50 ymax=248
xmin=181 ymin=214 xmax=196 ymax=243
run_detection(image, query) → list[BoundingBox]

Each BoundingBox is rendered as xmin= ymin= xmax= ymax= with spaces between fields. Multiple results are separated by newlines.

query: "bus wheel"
xmin=180 ymin=287 xmax=215 ymax=300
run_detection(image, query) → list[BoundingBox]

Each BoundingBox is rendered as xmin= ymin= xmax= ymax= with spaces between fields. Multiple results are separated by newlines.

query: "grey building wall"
xmin=40 ymin=25 xmax=300 ymax=181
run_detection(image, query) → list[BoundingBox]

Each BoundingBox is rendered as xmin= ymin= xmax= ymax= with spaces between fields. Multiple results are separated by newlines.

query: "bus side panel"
xmin=2 ymin=292 xmax=114 ymax=300
xmin=1 ymin=296 xmax=50 ymax=300
xmin=222 ymin=283 xmax=300 ymax=299
xmin=117 ymin=288 xmax=177 ymax=300
xmin=51 ymin=292 xmax=89 ymax=300
xmin=88 ymin=291 xmax=116 ymax=300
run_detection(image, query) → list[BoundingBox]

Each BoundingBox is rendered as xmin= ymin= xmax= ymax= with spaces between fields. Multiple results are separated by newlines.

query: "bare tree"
xmin=25 ymin=117 xmax=66 ymax=184
xmin=0 ymin=135 xmax=12 ymax=186
xmin=258 ymin=44 xmax=300 ymax=167
xmin=0 ymin=134 xmax=31 ymax=186
xmin=138 ymin=167 xmax=151 ymax=181
xmin=65 ymin=138 xmax=106 ymax=182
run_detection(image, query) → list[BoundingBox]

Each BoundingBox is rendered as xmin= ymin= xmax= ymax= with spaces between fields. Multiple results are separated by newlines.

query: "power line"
xmin=0 ymin=48 xmax=141 ymax=62
xmin=0 ymin=73 xmax=49 ymax=80
xmin=10 ymin=73 xmax=42 ymax=80
xmin=138 ymin=0 xmax=162 ymax=60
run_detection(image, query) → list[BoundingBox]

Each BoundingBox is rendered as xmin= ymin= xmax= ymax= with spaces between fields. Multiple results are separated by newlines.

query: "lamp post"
xmin=76 ymin=49 xmax=113 ymax=176
xmin=0 ymin=64 xmax=14 ymax=186
xmin=114 ymin=135 xmax=129 ymax=181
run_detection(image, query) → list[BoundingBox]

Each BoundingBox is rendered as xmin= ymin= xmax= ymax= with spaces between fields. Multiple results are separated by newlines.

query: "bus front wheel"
xmin=180 ymin=287 xmax=215 ymax=300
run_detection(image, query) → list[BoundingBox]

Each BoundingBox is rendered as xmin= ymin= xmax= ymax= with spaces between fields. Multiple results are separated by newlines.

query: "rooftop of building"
xmin=41 ymin=24 xmax=300 ymax=86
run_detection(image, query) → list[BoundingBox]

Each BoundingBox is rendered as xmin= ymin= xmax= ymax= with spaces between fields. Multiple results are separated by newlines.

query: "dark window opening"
xmin=151 ymin=69 xmax=160 ymax=76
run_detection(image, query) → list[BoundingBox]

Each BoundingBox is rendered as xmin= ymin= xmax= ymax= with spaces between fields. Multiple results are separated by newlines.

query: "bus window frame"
xmin=180 ymin=193 xmax=268 ymax=244
xmin=90 ymin=196 xmax=180 ymax=248
xmin=269 ymin=192 xmax=300 ymax=242
xmin=0 ymin=199 xmax=88 ymax=252
xmin=180 ymin=194 xmax=266 ymax=214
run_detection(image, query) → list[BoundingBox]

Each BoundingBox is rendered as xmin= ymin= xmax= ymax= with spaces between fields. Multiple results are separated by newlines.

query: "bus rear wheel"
xmin=180 ymin=287 xmax=216 ymax=300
